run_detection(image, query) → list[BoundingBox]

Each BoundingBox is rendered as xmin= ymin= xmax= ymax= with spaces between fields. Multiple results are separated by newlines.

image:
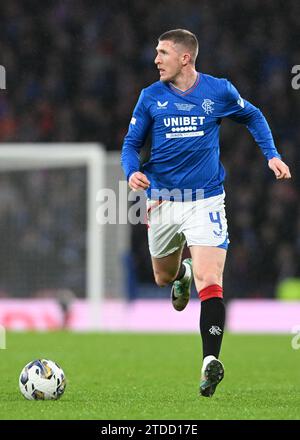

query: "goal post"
xmin=0 ymin=143 xmax=106 ymax=329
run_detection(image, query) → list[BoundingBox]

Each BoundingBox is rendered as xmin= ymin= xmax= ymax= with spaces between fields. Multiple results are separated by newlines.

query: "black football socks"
xmin=175 ymin=263 xmax=186 ymax=281
xmin=200 ymin=297 xmax=225 ymax=359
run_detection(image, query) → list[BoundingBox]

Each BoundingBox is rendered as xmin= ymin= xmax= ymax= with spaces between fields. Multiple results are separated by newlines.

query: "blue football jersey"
xmin=121 ymin=73 xmax=281 ymax=201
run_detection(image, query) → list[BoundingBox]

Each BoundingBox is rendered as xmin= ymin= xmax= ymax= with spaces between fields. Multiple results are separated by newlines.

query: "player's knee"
xmin=194 ymin=270 xmax=222 ymax=289
xmin=153 ymin=272 xmax=175 ymax=287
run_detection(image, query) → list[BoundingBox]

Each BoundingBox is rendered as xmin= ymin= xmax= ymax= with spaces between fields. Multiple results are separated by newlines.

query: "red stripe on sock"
xmin=198 ymin=284 xmax=223 ymax=302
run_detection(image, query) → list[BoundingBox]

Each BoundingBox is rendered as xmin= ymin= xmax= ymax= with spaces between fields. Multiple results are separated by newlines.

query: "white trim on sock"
xmin=182 ymin=260 xmax=191 ymax=282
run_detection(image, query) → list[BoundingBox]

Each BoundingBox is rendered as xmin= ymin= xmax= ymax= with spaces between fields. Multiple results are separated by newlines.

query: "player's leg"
xmin=189 ymin=245 xmax=226 ymax=397
xmin=182 ymin=193 xmax=229 ymax=397
xmin=147 ymin=199 xmax=193 ymax=309
xmin=151 ymin=250 xmax=193 ymax=311
xmin=151 ymin=247 xmax=183 ymax=287
xmin=190 ymin=245 xmax=226 ymax=291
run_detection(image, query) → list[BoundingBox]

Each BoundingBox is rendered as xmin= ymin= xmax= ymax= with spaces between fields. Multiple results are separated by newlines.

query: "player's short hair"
xmin=158 ymin=29 xmax=199 ymax=64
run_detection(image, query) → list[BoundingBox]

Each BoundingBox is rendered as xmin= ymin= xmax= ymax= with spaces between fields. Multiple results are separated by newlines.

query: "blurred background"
xmin=0 ymin=0 xmax=299 ymax=330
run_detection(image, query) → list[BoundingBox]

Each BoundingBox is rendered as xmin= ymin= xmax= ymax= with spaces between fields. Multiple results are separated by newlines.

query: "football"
xmin=19 ymin=359 xmax=66 ymax=400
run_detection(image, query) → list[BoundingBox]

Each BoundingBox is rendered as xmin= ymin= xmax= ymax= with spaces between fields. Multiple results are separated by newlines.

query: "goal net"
xmin=0 ymin=144 xmax=129 ymax=329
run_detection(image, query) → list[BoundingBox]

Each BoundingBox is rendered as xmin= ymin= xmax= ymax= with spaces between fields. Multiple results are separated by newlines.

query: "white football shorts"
xmin=147 ymin=192 xmax=229 ymax=258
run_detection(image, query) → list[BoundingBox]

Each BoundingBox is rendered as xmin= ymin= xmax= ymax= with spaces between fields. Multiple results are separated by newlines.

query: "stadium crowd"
xmin=0 ymin=0 xmax=299 ymax=298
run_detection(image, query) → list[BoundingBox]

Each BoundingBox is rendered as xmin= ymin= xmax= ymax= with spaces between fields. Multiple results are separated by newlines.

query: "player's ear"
xmin=182 ymin=53 xmax=191 ymax=66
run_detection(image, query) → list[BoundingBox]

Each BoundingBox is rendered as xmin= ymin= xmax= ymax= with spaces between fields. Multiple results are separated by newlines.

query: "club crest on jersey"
xmin=202 ymin=98 xmax=214 ymax=114
xmin=157 ymin=100 xmax=168 ymax=109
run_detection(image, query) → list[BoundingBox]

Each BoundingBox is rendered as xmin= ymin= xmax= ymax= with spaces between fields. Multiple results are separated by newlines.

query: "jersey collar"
xmin=167 ymin=72 xmax=201 ymax=96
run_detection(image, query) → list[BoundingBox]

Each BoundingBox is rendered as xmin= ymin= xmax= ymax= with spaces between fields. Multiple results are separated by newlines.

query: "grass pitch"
xmin=1 ymin=332 xmax=300 ymax=420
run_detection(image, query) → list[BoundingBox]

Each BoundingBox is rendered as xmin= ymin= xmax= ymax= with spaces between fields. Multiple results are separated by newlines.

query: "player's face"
xmin=154 ymin=40 xmax=183 ymax=82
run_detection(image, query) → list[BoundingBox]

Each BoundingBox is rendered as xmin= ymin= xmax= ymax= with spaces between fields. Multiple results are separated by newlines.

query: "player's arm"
xmin=222 ymin=80 xmax=291 ymax=180
xmin=121 ymin=89 xmax=152 ymax=191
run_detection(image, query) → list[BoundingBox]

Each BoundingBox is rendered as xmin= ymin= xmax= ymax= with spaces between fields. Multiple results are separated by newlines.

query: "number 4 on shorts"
xmin=209 ymin=211 xmax=222 ymax=237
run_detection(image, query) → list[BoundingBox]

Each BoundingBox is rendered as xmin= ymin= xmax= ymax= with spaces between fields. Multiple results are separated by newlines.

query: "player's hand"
xmin=268 ymin=157 xmax=291 ymax=180
xmin=128 ymin=172 xmax=150 ymax=191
